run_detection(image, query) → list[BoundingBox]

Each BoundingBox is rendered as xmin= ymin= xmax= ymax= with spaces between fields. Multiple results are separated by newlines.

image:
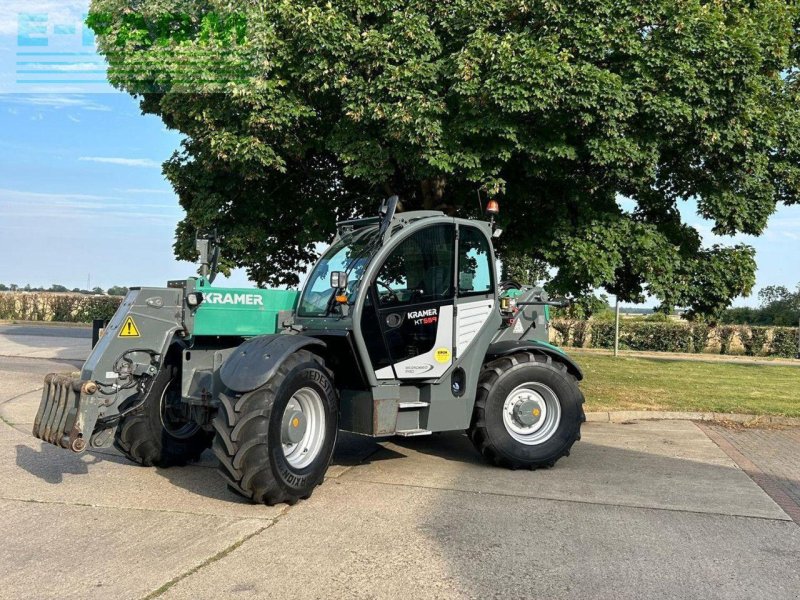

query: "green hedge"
xmin=770 ymin=328 xmax=800 ymax=358
xmin=0 ymin=293 xmax=122 ymax=323
xmin=551 ymin=319 xmax=799 ymax=358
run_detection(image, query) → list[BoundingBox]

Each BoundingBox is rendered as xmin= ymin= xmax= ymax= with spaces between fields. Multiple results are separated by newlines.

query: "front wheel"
xmin=114 ymin=363 xmax=212 ymax=467
xmin=212 ymin=350 xmax=338 ymax=505
xmin=468 ymin=352 xmax=584 ymax=469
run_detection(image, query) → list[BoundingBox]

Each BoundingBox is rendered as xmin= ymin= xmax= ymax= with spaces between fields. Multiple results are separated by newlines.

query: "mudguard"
xmin=485 ymin=340 xmax=584 ymax=381
xmin=220 ymin=334 xmax=326 ymax=393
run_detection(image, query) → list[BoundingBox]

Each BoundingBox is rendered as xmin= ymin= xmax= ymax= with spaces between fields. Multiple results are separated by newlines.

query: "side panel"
xmin=455 ymin=299 xmax=494 ymax=356
xmin=81 ymin=288 xmax=184 ymax=383
xmin=191 ymin=281 xmax=299 ymax=337
xmin=423 ymin=306 xmax=502 ymax=432
xmin=181 ymin=345 xmax=238 ymax=405
xmin=375 ymin=305 xmax=454 ymax=380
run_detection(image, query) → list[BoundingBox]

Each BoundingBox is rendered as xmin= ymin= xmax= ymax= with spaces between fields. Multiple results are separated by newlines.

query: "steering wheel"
xmin=376 ymin=280 xmax=400 ymax=305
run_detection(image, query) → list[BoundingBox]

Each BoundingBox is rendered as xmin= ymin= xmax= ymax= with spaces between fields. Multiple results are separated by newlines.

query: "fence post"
xmin=614 ymin=300 xmax=620 ymax=357
xmin=796 ymin=318 xmax=800 ymax=360
xmin=91 ymin=318 xmax=106 ymax=348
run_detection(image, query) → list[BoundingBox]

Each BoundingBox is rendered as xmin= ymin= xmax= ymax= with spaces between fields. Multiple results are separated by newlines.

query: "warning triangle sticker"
xmin=119 ymin=316 xmax=141 ymax=337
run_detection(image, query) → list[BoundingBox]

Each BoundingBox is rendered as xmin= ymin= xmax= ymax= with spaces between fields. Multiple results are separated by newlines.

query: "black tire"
xmin=114 ymin=363 xmax=212 ymax=467
xmin=468 ymin=352 xmax=585 ymax=469
xmin=212 ymin=350 xmax=338 ymax=506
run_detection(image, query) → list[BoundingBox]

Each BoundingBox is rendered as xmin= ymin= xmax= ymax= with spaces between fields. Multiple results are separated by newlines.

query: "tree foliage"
xmin=89 ymin=0 xmax=800 ymax=316
xmin=107 ymin=285 xmax=130 ymax=296
xmin=721 ymin=283 xmax=800 ymax=325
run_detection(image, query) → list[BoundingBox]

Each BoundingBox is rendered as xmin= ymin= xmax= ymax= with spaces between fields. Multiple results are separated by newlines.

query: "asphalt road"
xmin=0 ymin=324 xmax=92 ymax=339
xmin=0 ymin=334 xmax=799 ymax=599
xmin=0 ymin=324 xmax=90 ymax=360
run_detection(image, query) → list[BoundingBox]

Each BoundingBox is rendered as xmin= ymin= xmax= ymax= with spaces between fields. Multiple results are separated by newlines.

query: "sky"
xmin=0 ymin=2 xmax=798 ymax=305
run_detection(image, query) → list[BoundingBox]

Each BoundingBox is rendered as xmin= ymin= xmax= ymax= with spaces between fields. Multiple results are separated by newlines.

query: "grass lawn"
xmin=572 ymin=351 xmax=800 ymax=417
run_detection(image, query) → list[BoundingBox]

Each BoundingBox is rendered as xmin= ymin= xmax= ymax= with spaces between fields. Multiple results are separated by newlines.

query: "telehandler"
xmin=34 ymin=198 xmax=584 ymax=505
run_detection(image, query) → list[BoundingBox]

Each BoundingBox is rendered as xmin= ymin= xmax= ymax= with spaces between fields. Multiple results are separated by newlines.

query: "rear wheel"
xmin=114 ymin=363 xmax=212 ymax=467
xmin=212 ymin=350 xmax=338 ymax=505
xmin=468 ymin=352 xmax=584 ymax=469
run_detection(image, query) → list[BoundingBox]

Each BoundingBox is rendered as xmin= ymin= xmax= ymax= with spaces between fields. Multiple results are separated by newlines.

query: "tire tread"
xmin=212 ymin=350 xmax=334 ymax=506
xmin=114 ymin=364 xmax=211 ymax=468
xmin=468 ymin=351 xmax=585 ymax=470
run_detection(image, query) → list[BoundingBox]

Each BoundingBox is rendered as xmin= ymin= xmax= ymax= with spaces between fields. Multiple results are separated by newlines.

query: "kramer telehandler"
xmin=33 ymin=198 xmax=585 ymax=505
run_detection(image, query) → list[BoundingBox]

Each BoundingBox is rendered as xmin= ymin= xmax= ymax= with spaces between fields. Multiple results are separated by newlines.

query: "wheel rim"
xmin=281 ymin=387 xmax=326 ymax=469
xmin=159 ymin=377 xmax=201 ymax=440
xmin=501 ymin=383 xmax=561 ymax=445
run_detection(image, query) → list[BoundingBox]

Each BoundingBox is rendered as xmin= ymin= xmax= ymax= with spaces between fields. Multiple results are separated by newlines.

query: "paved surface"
xmin=1 ymin=334 xmax=799 ymax=599
xmin=704 ymin=424 xmax=800 ymax=522
xmin=0 ymin=324 xmax=91 ymax=360
xmin=0 ymin=324 xmax=92 ymax=339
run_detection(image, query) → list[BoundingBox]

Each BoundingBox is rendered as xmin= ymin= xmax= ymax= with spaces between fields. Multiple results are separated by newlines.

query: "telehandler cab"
xmin=34 ymin=197 xmax=585 ymax=505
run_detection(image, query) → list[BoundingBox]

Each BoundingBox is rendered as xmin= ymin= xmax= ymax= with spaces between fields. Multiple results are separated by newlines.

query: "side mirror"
xmin=330 ymin=271 xmax=348 ymax=289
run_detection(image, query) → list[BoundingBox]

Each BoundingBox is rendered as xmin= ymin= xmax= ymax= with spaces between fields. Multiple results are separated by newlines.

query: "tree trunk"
xmin=420 ymin=177 xmax=447 ymax=211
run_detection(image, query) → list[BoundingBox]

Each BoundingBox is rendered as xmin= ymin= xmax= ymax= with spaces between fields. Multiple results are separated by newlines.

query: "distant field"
xmin=574 ymin=352 xmax=800 ymax=417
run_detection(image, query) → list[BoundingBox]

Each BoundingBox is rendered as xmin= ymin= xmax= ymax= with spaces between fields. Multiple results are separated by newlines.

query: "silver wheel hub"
xmin=281 ymin=387 xmax=326 ymax=469
xmin=282 ymin=410 xmax=307 ymax=444
xmin=502 ymin=383 xmax=561 ymax=445
xmin=513 ymin=399 xmax=543 ymax=428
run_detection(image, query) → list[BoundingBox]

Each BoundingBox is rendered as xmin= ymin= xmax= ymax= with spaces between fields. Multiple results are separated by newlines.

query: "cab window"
xmin=458 ymin=226 xmax=493 ymax=296
xmin=374 ymin=224 xmax=455 ymax=307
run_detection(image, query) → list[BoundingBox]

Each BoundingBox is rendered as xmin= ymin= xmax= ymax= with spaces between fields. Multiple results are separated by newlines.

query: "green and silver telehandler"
xmin=34 ymin=198 xmax=585 ymax=505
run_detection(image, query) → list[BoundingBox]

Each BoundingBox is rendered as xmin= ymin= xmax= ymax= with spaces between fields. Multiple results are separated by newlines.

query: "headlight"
xmin=186 ymin=292 xmax=203 ymax=307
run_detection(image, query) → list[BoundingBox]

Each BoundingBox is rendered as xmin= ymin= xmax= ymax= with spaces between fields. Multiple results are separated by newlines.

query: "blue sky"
xmin=0 ymin=2 xmax=798 ymax=305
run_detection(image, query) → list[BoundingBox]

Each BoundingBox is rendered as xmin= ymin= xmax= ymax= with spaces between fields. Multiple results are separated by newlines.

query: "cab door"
xmin=361 ymin=223 xmax=456 ymax=380
xmin=454 ymin=225 xmax=496 ymax=358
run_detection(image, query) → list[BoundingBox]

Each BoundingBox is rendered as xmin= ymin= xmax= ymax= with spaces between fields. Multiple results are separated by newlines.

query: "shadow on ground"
xmin=15 ymin=444 xmax=103 ymax=484
xmin=11 ymin=422 xmax=799 ymax=523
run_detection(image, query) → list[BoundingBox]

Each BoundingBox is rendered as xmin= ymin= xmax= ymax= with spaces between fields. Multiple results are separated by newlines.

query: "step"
xmin=395 ymin=428 xmax=433 ymax=437
xmin=398 ymin=401 xmax=429 ymax=410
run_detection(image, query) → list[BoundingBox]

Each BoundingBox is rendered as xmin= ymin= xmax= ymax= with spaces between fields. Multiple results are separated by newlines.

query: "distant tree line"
xmin=720 ymin=285 xmax=800 ymax=327
xmin=0 ymin=283 xmax=129 ymax=296
xmin=548 ymin=285 xmax=799 ymax=327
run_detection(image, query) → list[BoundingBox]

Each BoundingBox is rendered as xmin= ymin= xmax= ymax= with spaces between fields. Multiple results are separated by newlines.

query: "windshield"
xmin=298 ymin=226 xmax=379 ymax=317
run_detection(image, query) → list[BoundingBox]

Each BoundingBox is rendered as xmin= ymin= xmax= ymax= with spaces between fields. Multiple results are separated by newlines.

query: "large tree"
xmin=89 ymin=0 xmax=800 ymax=316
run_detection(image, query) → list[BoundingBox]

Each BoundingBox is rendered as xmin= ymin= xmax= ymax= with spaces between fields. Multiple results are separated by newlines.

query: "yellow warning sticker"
xmin=119 ymin=316 xmax=141 ymax=338
xmin=434 ymin=347 xmax=451 ymax=364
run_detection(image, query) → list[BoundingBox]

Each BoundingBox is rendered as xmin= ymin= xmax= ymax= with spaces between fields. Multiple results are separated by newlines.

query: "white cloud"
xmin=79 ymin=156 xmax=161 ymax=168
xmin=0 ymin=94 xmax=112 ymax=111
xmin=0 ymin=188 xmax=121 ymax=203
xmin=67 ymin=114 xmax=80 ymax=122
xmin=0 ymin=188 xmax=180 ymax=223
